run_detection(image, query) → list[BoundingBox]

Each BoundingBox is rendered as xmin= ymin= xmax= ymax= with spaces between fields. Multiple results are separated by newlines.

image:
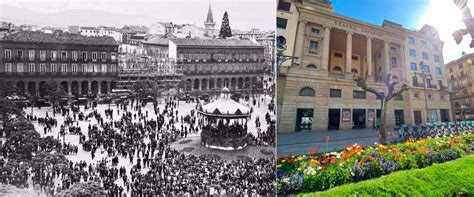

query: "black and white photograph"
xmin=0 ymin=0 xmax=276 ymax=196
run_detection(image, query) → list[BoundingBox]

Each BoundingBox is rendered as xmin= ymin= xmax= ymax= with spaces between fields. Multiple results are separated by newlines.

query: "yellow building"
xmin=445 ymin=53 xmax=474 ymax=120
xmin=277 ymin=0 xmax=451 ymax=133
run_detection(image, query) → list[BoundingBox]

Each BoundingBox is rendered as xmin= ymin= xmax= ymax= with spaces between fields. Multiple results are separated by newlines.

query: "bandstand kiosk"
xmin=198 ymin=87 xmax=250 ymax=150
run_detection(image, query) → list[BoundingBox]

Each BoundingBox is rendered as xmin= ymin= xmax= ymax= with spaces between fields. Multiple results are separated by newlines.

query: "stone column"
xmin=399 ymin=45 xmax=407 ymax=81
xmin=68 ymin=82 xmax=72 ymax=96
xmin=321 ymin=26 xmax=331 ymax=71
xmin=214 ymin=78 xmax=217 ymax=89
xmin=88 ymin=81 xmax=92 ymax=95
xmin=293 ymin=19 xmax=307 ymax=65
xmin=345 ymin=31 xmax=353 ymax=79
xmin=199 ymin=78 xmax=202 ymax=91
xmin=109 ymin=81 xmax=113 ymax=93
xmin=78 ymin=82 xmax=82 ymax=96
xmin=35 ymin=82 xmax=40 ymax=97
xmin=383 ymin=41 xmax=390 ymax=77
xmin=207 ymin=78 xmax=210 ymax=91
xmin=366 ymin=36 xmax=373 ymax=81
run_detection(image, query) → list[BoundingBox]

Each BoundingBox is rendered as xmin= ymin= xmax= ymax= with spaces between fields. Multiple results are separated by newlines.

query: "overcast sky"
xmin=0 ymin=0 xmax=275 ymax=31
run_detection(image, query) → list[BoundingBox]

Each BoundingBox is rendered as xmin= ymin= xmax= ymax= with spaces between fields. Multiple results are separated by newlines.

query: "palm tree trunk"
xmin=379 ymin=98 xmax=388 ymax=144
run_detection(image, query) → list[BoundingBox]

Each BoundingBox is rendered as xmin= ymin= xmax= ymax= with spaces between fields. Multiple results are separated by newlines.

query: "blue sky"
xmin=331 ymin=0 xmax=429 ymax=29
xmin=330 ymin=0 xmax=474 ymax=63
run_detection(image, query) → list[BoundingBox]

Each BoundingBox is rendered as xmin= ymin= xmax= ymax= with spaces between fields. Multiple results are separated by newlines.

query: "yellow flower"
xmin=297 ymin=167 xmax=302 ymax=171
xmin=297 ymin=157 xmax=303 ymax=161
xmin=291 ymin=155 xmax=295 ymax=159
xmin=281 ymin=160 xmax=286 ymax=163
xmin=276 ymin=164 xmax=282 ymax=169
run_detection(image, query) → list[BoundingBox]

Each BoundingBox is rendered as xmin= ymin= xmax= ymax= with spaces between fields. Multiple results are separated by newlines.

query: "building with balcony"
xmin=168 ymin=38 xmax=265 ymax=92
xmin=277 ymin=0 xmax=451 ymax=133
xmin=445 ymin=52 xmax=474 ymax=119
xmin=0 ymin=31 xmax=119 ymax=98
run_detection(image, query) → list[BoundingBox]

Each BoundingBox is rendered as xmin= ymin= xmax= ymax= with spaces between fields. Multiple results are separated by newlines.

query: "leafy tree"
xmin=41 ymin=81 xmax=67 ymax=107
xmin=354 ymin=74 xmax=408 ymax=144
xmin=219 ymin=11 xmax=232 ymax=39
xmin=58 ymin=182 xmax=108 ymax=196
xmin=0 ymin=99 xmax=23 ymax=137
xmin=0 ymin=79 xmax=19 ymax=98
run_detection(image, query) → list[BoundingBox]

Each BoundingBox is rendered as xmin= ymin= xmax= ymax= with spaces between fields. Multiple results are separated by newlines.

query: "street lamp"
xmin=415 ymin=61 xmax=432 ymax=124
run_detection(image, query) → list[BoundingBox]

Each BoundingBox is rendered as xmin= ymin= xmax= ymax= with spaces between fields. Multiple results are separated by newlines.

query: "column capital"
xmin=383 ymin=41 xmax=390 ymax=45
xmin=298 ymin=19 xmax=308 ymax=24
xmin=365 ymin=35 xmax=373 ymax=40
xmin=345 ymin=31 xmax=354 ymax=35
xmin=322 ymin=25 xmax=332 ymax=30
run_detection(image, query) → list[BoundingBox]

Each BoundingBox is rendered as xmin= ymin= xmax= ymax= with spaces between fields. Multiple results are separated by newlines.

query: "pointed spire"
xmin=205 ymin=1 xmax=215 ymax=24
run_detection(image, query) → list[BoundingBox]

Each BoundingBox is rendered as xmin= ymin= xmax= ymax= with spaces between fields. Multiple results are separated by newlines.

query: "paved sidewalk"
xmin=277 ymin=128 xmax=399 ymax=156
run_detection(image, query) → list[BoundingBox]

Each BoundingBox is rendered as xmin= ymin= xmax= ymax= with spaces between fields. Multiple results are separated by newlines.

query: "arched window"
xmin=307 ymin=64 xmax=317 ymax=69
xmin=351 ymin=68 xmax=358 ymax=73
xmin=299 ymin=87 xmax=315 ymax=97
xmin=277 ymin=36 xmax=286 ymax=49
xmin=333 ymin=66 xmax=342 ymax=74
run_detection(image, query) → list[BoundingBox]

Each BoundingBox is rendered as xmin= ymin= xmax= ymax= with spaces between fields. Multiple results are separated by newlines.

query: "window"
xmin=414 ymin=92 xmax=420 ymax=99
xmin=465 ymin=98 xmax=471 ymax=105
xmin=422 ymin=52 xmax=428 ymax=60
xmin=72 ymin=64 xmax=77 ymax=72
xmin=433 ymin=44 xmax=438 ymax=50
xmin=299 ymin=87 xmax=315 ymax=97
xmin=391 ymin=57 xmax=397 ymax=66
xmin=352 ymin=56 xmax=358 ymax=60
xmin=423 ymin=65 xmax=430 ymax=73
xmin=61 ymin=51 xmax=67 ymax=61
xmin=438 ymin=80 xmax=443 ymax=89
xmin=459 ymin=63 xmax=464 ymax=69
xmin=101 ymin=52 xmax=107 ymax=61
xmin=4 ymin=63 xmax=12 ymax=72
xmin=101 ymin=64 xmax=107 ymax=72
xmin=17 ymin=63 xmax=23 ymax=72
xmin=17 ymin=50 xmax=23 ymax=60
xmin=92 ymin=52 xmax=98 ymax=61
xmin=82 ymin=51 xmax=87 ymax=60
xmin=310 ymin=28 xmax=320 ymax=35
xmin=308 ymin=40 xmax=319 ymax=55
xmin=330 ymin=89 xmax=342 ymax=98
xmin=51 ymin=51 xmax=57 ymax=61
xmin=61 ymin=64 xmax=67 ymax=72
xmin=408 ymin=37 xmax=415 ymax=44
xmin=455 ymin=102 xmax=460 ymax=108
xmin=413 ymin=76 xmax=418 ymax=85
xmin=51 ymin=63 xmax=57 ymax=72
xmin=333 ymin=66 xmax=343 ymax=74
xmin=40 ymin=51 xmax=46 ymax=61
xmin=277 ymin=36 xmax=286 ymax=49
xmin=28 ymin=63 xmax=35 ymax=72
xmin=410 ymin=62 xmax=417 ymax=71
xmin=434 ymin=55 xmax=440 ymax=62
xmin=334 ymin=52 xmax=343 ymax=58
xmin=426 ymin=79 xmax=432 ymax=87
xmin=353 ymin=90 xmax=366 ymax=99
xmin=409 ymin=49 xmax=416 ymax=57
xmin=111 ymin=64 xmax=117 ymax=72
xmin=4 ymin=50 xmax=11 ymax=60
xmin=40 ymin=63 xmax=46 ymax=72
xmin=307 ymin=64 xmax=317 ymax=69
xmin=111 ymin=52 xmax=116 ymax=61
xmin=390 ymin=47 xmax=397 ymax=52
xmin=277 ymin=17 xmax=288 ymax=29
xmin=440 ymin=94 xmax=445 ymax=100
xmin=427 ymin=93 xmax=433 ymax=100
xmin=72 ymin=51 xmax=78 ymax=61
xmin=81 ymin=64 xmax=87 ymax=72
xmin=28 ymin=50 xmax=35 ymax=61
xmin=394 ymin=95 xmax=403 ymax=101
xmin=277 ymin=1 xmax=291 ymax=11
xmin=435 ymin=67 xmax=442 ymax=76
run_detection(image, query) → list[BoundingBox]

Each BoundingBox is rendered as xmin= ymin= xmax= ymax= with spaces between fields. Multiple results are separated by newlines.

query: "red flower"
xmin=368 ymin=156 xmax=373 ymax=161
xmin=330 ymin=158 xmax=336 ymax=163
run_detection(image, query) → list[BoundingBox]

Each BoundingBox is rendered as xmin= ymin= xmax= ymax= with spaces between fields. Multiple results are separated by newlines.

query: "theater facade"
xmin=277 ymin=0 xmax=451 ymax=133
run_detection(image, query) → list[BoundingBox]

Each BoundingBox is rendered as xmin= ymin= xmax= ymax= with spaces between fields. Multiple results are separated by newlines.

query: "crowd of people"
xmin=0 ymin=93 xmax=277 ymax=196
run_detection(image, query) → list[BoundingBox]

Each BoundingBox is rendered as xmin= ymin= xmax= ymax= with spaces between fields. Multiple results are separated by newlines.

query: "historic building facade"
xmin=445 ymin=53 xmax=474 ymax=120
xmin=277 ymin=0 xmax=451 ymax=133
xmin=0 ymin=31 xmax=119 ymax=98
xmin=168 ymin=38 xmax=265 ymax=92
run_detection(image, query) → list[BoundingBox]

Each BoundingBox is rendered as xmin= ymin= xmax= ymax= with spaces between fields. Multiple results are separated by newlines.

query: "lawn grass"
xmin=301 ymin=155 xmax=474 ymax=197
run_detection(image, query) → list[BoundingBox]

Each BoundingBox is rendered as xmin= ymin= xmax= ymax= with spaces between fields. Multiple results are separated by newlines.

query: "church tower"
xmin=204 ymin=2 xmax=216 ymax=36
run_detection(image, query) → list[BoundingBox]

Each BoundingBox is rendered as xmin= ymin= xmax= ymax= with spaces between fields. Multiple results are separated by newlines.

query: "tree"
xmin=354 ymin=74 xmax=409 ymax=144
xmin=453 ymin=0 xmax=474 ymax=47
xmin=41 ymin=81 xmax=67 ymax=107
xmin=0 ymin=79 xmax=19 ymax=98
xmin=219 ymin=11 xmax=232 ymax=39
xmin=0 ymin=99 xmax=23 ymax=137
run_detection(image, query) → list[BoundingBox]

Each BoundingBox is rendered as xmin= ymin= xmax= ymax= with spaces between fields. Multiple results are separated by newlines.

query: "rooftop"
xmin=143 ymin=35 xmax=169 ymax=45
xmin=0 ymin=31 xmax=118 ymax=46
xmin=170 ymin=38 xmax=261 ymax=47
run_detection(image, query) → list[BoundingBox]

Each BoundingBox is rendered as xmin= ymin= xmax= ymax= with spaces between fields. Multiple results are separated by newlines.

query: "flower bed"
xmin=277 ymin=134 xmax=474 ymax=194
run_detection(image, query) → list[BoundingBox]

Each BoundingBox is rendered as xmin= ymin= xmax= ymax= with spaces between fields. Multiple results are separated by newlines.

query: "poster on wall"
xmin=342 ymin=109 xmax=351 ymax=122
xmin=368 ymin=109 xmax=375 ymax=121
